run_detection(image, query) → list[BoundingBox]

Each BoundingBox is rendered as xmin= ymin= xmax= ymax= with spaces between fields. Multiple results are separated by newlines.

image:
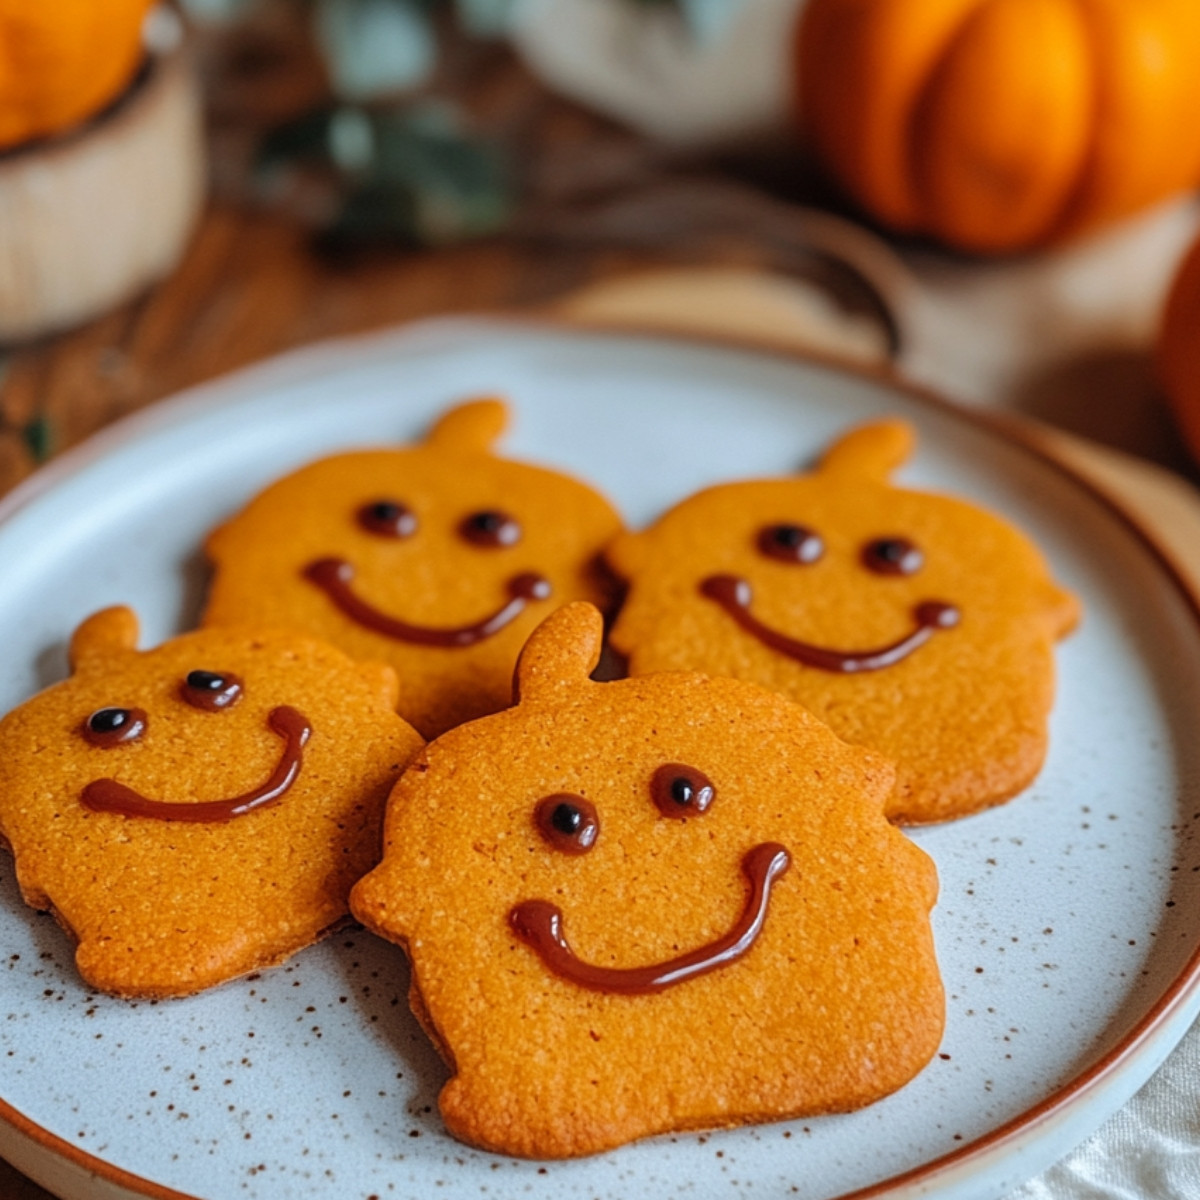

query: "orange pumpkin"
xmin=1156 ymin=232 xmax=1200 ymax=463
xmin=796 ymin=0 xmax=1200 ymax=254
xmin=0 ymin=0 xmax=156 ymax=150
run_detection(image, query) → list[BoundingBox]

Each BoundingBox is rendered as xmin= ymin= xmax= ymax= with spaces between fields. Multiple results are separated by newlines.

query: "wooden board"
xmin=556 ymin=266 xmax=1200 ymax=599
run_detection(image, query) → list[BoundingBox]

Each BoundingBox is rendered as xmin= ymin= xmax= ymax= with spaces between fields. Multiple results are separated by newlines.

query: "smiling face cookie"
xmin=351 ymin=602 xmax=943 ymax=1159
xmin=202 ymin=398 xmax=624 ymax=739
xmin=0 ymin=608 xmax=424 ymax=998
xmin=606 ymin=421 xmax=1081 ymax=825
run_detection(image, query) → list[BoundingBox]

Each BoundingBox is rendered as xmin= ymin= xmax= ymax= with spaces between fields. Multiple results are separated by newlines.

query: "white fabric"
xmin=507 ymin=0 xmax=801 ymax=145
xmin=1011 ymin=1019 xmax=1200 ymax=1200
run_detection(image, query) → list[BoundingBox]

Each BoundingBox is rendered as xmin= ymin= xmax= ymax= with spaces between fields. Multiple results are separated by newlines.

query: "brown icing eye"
xmin=650 ymin=763 xmax=715 ymax=819
xmin=459 ymin=509 xmax=521 ymax=548
xmin=862 ymin=536 xmax=924 ymax=576
xmin=82 ymin=706 xmax=147 ymax=748
xmin=757 ymin=523 xmax=824 ymax=564
xmin=535 ymin=794 xmax=599 ymax=855
xmin=357 ymin=500 xmax=418 ymax=539
xmin=181 ymin=670 xmax=243 ymax=712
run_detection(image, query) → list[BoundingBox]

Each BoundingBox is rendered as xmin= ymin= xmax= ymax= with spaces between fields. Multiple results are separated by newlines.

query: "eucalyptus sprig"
xmin=256 ymin=100 xmax=512 ymax=246
xmin=185 ymin=0 xmax=748 ymax=245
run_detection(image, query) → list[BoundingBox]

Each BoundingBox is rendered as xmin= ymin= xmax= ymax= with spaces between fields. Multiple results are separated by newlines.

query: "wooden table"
xmin=0 ymin=204 xmax=641 ymax=495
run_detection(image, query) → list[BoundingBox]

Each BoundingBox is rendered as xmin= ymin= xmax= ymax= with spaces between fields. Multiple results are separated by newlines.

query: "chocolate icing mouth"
xmin=303 ymin=557 xmax=552 ymax=647
xmin=700 ymin=574 xmax=959 ymax=673
xmin=81 ymin=705 xmax=312 ymax=823
xmin=508 ymin=842 xmax=790 ymax=995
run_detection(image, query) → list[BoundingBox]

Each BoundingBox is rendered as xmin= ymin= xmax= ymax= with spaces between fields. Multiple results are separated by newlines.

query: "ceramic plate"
xmin=3 ymin=320 xmax=1200 ymax=1200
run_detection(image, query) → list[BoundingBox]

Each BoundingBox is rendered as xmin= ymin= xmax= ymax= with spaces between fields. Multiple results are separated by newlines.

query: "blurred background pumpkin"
xmin=0 ymin=0 xmax=158 ymax=149
xmin=796 ymin=0 xmax=1200 ymax=255
xmin=1157 ymin=228 xmax=1200 ymax=464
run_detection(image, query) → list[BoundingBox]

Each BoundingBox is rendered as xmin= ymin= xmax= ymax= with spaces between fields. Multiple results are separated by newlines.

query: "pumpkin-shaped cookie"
xmin=202 ymin=398 xmax=624 ymax=738
xmin=606 ymin=421 xmax=1081 ymax=824
xmin=351 ymin=602 xmax=943 ymax=1159
xmin=0 ymin=608 xmax=424 ymax=998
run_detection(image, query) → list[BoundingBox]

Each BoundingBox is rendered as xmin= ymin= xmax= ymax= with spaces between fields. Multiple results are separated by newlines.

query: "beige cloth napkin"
xmin=1011 ymin=1022 xmax=1200 ymax=1200
xmin=507 ymin=0 xmax=800 ymax=146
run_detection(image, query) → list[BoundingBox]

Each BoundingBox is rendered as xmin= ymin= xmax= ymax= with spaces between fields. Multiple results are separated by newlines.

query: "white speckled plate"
xmin=2 ymin=320 xmax=1200 ymax=1200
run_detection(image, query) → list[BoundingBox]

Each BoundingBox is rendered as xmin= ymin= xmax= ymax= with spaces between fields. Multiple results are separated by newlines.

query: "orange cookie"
xmin=606 ymin=421 xmax=1081 ymax=825
xmin=351 ymin=602 xmax=943 ymax=1159
xmin=202 ymin=397 xmax=624 ymax=739
xmin=0 ymin=607 xmax=424 ymax=999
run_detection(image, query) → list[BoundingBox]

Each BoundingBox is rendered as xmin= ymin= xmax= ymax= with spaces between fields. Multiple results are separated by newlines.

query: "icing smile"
xmin=303 ymin=557 xmax=552 ymax=647
xmin=81 ymin=705 xmax=312 ymax=823
xmin=700 ymin=574 xmax=960 ymax=673
xmin=508 ymin=842 xmax=790 ymax=995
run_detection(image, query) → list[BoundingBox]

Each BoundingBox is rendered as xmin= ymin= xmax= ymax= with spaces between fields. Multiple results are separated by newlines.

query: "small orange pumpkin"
xmin=1156 ymin=232 xmax=1200 ymax=463
xmin=796 ymin=0 xmax=1200 ymax=254
xmin=0 ymin=0 xmax=156 ymax=150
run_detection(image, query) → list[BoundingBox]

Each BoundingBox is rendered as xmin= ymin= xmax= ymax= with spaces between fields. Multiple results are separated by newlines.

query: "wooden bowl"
xmin=0 ymin=16 xmax=205 ymax=344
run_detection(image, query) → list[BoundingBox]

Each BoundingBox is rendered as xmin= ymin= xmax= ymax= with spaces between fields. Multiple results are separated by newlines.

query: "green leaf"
xmin=367 ymin=114 xmax=512 ymax=243
xmin=398 ymin=98 xmax=464 ymax=139
xmin=455 ymin=0 xmax=518 ymax=37
xmin=328 ymin=107 xmax=376 ymax=172
xmin=22 ymin=414 xmax=53 ymax=464
xmin=313 ymin=0 xmax=439 ymax=102
xmin=257 ymin=108 xmax=340 ymax=170
xmin=256 ymin=98 xmax=512 ymax=248
xmin=176 ymin=0 xmax=254 ymax=24
xmin=324 ymin=183 xmax=422 ymax=246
